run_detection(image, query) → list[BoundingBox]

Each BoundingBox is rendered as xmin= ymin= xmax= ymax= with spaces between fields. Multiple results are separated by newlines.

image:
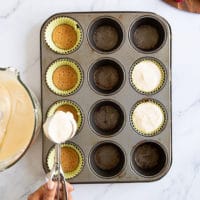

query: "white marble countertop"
xmin=1 ymin=0 xmax=200 ymax=199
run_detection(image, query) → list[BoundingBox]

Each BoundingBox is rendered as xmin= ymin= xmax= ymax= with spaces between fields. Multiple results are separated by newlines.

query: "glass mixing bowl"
xmin=0 ymin=67 xmax=41 ymax=171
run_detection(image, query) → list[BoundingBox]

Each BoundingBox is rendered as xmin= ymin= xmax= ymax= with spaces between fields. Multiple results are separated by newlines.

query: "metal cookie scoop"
xmin=44 ymin=111 xmax=78 ymax=200
xmin=46 ymin=144 xmax=68 ymax=200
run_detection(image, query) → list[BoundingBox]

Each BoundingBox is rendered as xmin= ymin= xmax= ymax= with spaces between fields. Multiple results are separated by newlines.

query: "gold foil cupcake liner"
xmin=130 ymin=58 xmax=166 ymax=95
xmin=47 ymin=100 xmax=84 ymax=130
xmin=46 ymin=143 xmax=84 ymax=180
xmin=130 ymin=99 xmax=167 ymax=136
xmin=46 ymin=59 xmax=83 ymax=96
xmin=44 ymin=16 xmax=83 ymax=54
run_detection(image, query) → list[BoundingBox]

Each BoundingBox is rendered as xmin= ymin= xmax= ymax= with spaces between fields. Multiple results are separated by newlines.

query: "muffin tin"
xmin=40 ymin=12 xmax=172 ymax=183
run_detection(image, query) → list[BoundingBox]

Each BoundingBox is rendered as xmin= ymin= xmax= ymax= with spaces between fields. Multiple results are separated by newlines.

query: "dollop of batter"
xmin=43 ymin=111 xmax=77 ymax=144
xmin=132 ymin=101 xmax=164 ymax=134
xmin=131 ymin=60 xmax=163 ymax=93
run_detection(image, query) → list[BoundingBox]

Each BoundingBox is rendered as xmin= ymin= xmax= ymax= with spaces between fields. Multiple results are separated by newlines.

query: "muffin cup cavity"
xmin=46 ymin=59 xmax=83 ymax=96
xmin=131 ymin=141 xmax=167 ymax=177
xmin=129 ymin=17 xmax=166 ymax=53
xmin=47 ymin=100 xmax=84 ymax=131
xmin=130 ymin=99 xmax=167 ymax=136
xmin=89 ymin=141 xmax=126 ymax=178
xmin=47 ymin=143 xmax=84 ymax=179
xmin=90 ymin=100 xmax=125 ymax=137
xmin=88 ymin=17 xmax=124 ymax=53
xmin=89 ymin=58 xmax=125 ymax=95
xmin=130 ymin=57 xmax=166 ymax=95
xmin=44 ymin=17 xmax=83 ymax=54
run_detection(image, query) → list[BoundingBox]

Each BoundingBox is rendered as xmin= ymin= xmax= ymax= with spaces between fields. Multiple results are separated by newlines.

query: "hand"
xmin=28 ymin=180 xmax=74 ymax=200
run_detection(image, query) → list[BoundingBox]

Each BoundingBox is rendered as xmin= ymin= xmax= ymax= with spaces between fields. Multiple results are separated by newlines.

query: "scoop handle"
xmin=61 ymin=178 xmax=68 ymax=200
xmin=55 ymin=144 xmax=61 ymax=200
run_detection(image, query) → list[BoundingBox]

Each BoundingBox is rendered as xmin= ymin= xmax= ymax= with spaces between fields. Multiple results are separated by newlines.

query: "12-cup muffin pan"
xmin=40 ymin=12 xmax=172 ymax=183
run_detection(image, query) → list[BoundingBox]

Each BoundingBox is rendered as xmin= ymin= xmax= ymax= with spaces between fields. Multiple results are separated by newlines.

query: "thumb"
xmin=43 ymin=180 xmax=57 ymax=200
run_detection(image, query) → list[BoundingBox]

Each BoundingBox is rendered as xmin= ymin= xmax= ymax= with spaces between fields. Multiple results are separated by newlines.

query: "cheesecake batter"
xmin=43 ymin=111 xmax=77 ymax=143
xmin=132 ymin=101 xmax=164 ymax=134
xmin=0 ymin=70 xmax=35 ymax=167
xmin=131 ymin=60 xmax=163 ymax=93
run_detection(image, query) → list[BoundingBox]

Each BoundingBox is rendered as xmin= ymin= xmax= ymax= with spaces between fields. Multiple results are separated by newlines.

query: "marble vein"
xmin=17 ymin=175 xmax=44 ymax=200
xmin=176 ymin=98 xmax=200 ymax=117
xmin=23 ymin=56 xmax=40 ymax=74
xmin=93 ymin=184 xmax=113 ymax=200
xmin=184 ymin=165 xmax=200 ymax=200
xmin=0 ymin=0 xmax=23 ymax=19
